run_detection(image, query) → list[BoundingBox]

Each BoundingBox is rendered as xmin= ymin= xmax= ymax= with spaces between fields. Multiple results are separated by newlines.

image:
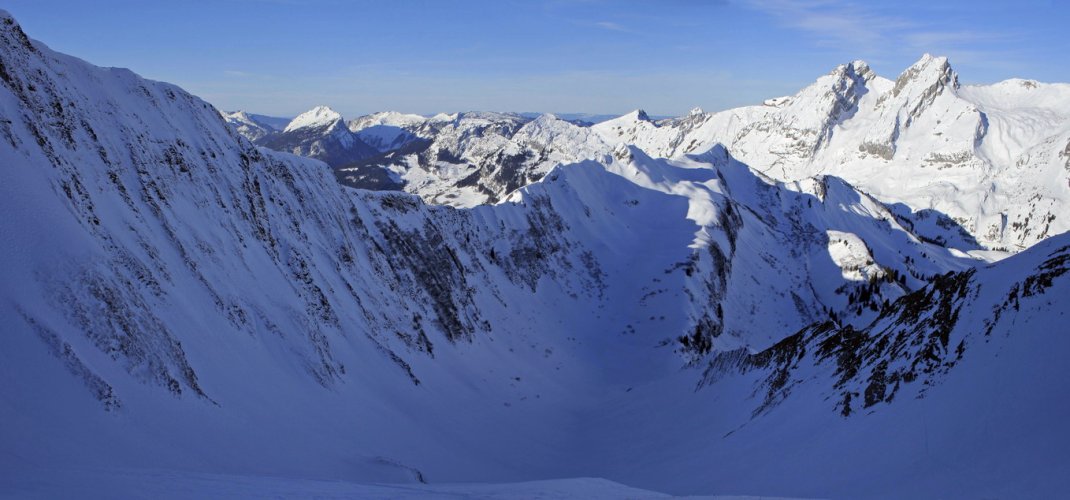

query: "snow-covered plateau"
xmin=2 ymin=10 xmax=1068 ymax=499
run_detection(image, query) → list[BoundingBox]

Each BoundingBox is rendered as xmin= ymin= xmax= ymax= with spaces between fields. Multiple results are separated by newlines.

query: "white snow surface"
xmin=1 ymin=467 xmax=821 ymax=500
xmin=1 ymin=11 xmax=1069 ymax=500
xmin=283 ymin=105 xmax=344 ymax=133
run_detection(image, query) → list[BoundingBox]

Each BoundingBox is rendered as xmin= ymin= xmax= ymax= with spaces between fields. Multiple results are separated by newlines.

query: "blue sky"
xmin=5 ymin=0 xmax=1067 ymax=118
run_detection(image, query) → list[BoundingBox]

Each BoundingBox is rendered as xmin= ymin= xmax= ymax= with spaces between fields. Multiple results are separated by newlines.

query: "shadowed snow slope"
xmin=1 ymin=11 xmax=1068 ymax=500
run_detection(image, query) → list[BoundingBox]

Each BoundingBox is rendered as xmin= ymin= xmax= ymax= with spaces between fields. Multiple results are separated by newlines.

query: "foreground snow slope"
xmin=1 ymin=11 xmax=1067 ymax=499
xmin=1 ymin=468 xmax=821 ymax=500
xmin=585 ymin=232 xmax=1070 ymax=498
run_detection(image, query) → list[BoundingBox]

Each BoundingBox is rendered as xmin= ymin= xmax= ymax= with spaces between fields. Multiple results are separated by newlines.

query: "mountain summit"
xmin=283 ymin=105 xmax=344 ymax=133
xmin=257 ymin=105 xmax=377 ymax=166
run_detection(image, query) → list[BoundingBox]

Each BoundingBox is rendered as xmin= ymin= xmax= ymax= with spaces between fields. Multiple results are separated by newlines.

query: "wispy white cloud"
xmin=745 ymin=0 xmax=1020 ymax=71
xmin=901 ymin=30 xmax=1012 ymax=52
xmin=595 ymin=21 xmax=632 ymax=32
xmin=745 ymin=0 xmax=909 ymax=50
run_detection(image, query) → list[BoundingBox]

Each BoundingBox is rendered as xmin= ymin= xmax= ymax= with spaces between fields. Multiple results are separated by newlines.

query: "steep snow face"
xmin=0 ymin=10 xmax=614 ymax=483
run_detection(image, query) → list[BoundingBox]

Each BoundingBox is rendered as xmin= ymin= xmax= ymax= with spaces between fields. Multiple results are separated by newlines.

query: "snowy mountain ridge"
xmin=220 ymin=110 xmax=289 ymax=142
xmin=2 ymin=10 xmax=1069 ymax=499
xmin=282 ymin=104 xmax=343 ymax=133
xmin=256 ymin=105 xmax=378 ymax=167
xmin=586 ymin=54 xmax=1070 ymax=253
xmin=234 ymin=54 xmax=1070 ymax=256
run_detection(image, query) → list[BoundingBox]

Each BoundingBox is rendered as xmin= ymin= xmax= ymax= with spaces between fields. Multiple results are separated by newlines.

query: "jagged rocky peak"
xmin=892 ymin=53 xmax=959 ymax=98
xmin=0 ymin=9 xmax=16 ymax=29
xmin=788 ymin=59 xmax=876 ymax=112
xmin=836 ymin=59 xmax=876 ymax=83
xmin=627 ymin=109 xmax=652 ymax=122
xmin=756 ymin=58 xmax=879 ymax=155
xmin=824 ymin=60 xmax=876 ymax=95
xmin=284 ymin=105 xmax=345 ymax=132
xmin=0 ymin=9 xmax=33 ymax=52
xmin=661 ymin=106 xmax=709 ymax=129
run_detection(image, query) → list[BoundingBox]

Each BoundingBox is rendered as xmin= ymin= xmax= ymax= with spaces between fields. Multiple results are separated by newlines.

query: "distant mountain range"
xmin=231 ymin=55 xmax=1070 ymax=254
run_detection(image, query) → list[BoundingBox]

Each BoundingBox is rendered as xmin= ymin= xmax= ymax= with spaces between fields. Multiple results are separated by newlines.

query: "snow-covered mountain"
xmin=256 ymin=105 xmax=378 ymax=167
xmin=338 ymin=111 xmax=618 ymax=205
xmin=518 ymin=111 xmax=625 ymax=125
xmin=346 ymin=110 xmax=428 ymax=152
xmin=588 ymin=56 xmax=1070 ymax=253
xmin=239 ymin=56 xmax=1070 ymax=257
xmin=220 ymin=110 xmax=289 ymax=142
xmin=2 ymin=10 xmax=1068 ymax=499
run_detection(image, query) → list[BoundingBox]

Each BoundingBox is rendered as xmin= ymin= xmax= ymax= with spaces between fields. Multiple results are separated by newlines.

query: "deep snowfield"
xmin=1 ymin=10 xmax=1068 ymax=499
xmin=0 ymin=470 xmax=708 ymax=500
